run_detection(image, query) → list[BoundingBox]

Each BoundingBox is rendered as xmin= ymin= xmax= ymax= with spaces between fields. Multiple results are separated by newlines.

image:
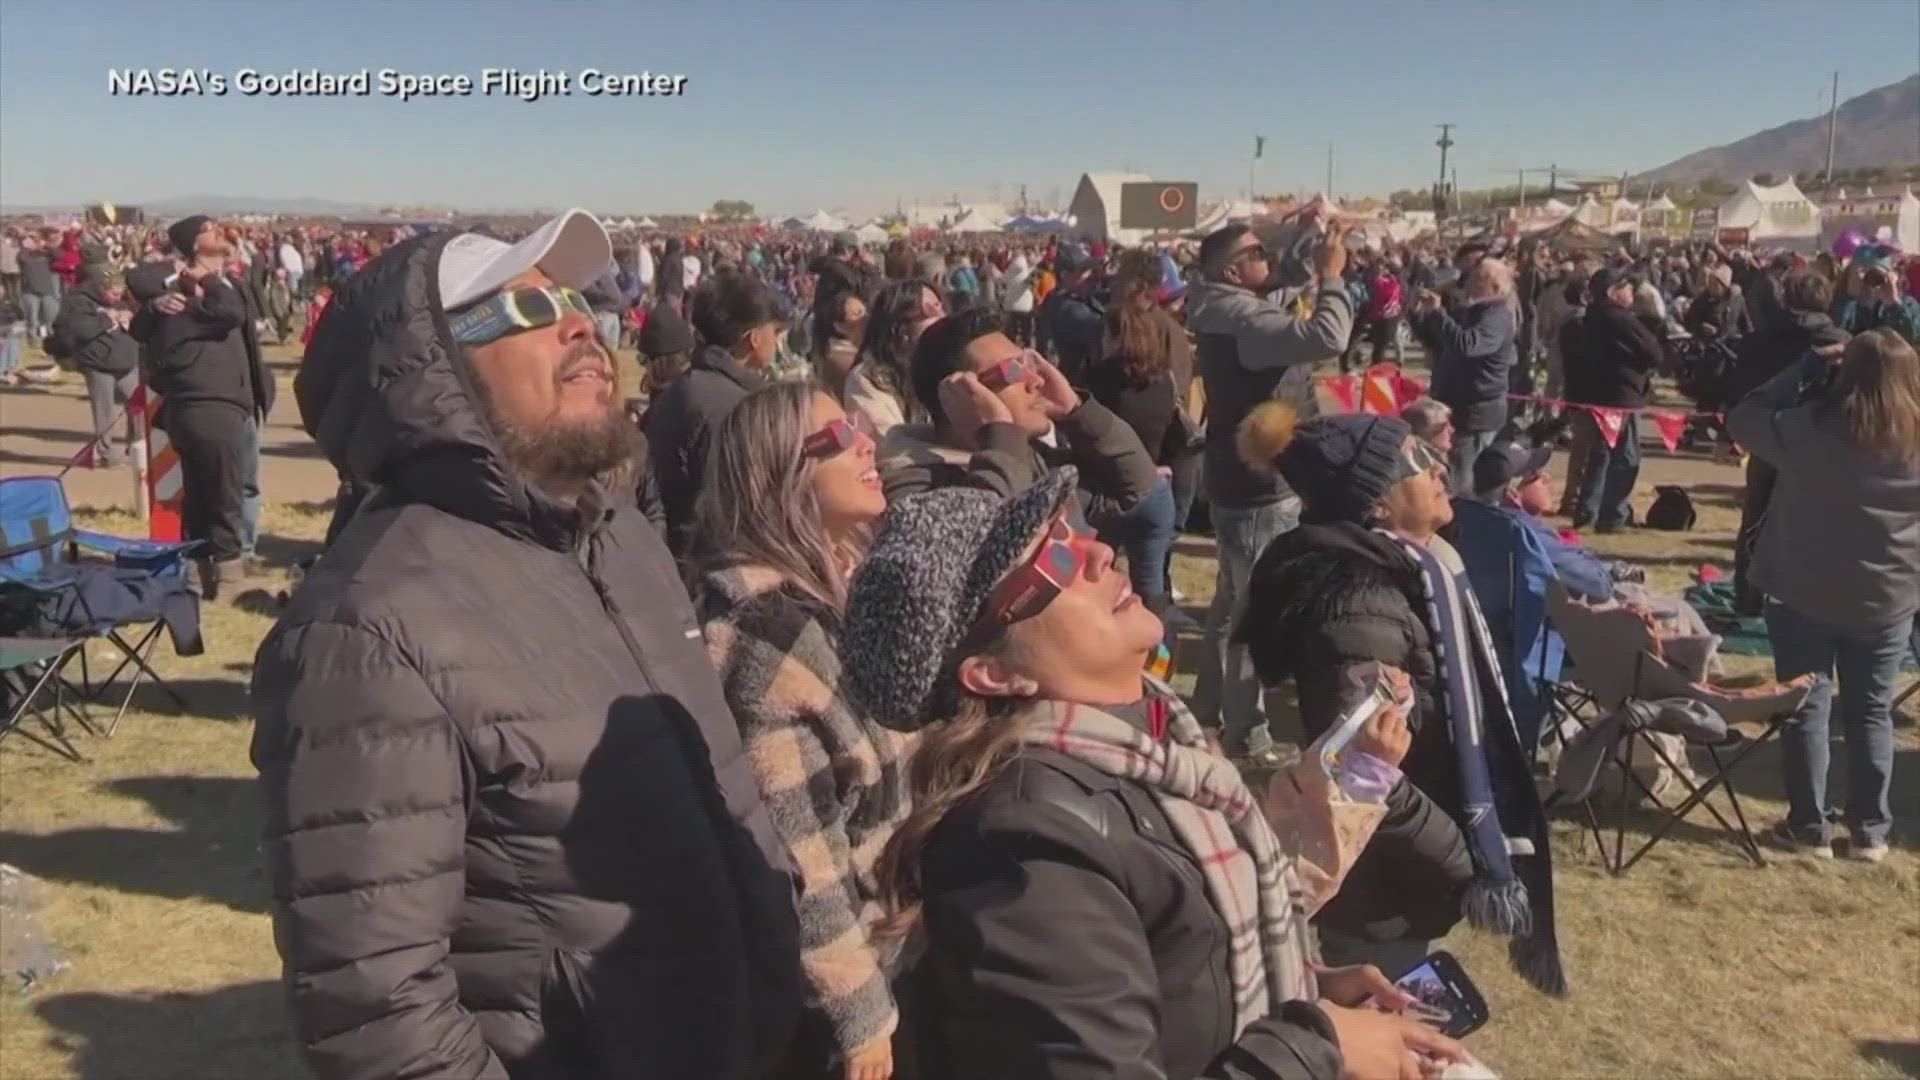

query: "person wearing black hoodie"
xmin=45 ymin=265 xmax=140 ymax=467
xmin=1728 ymin=270 xmax=1850 ymax=615
xmin=1562 ymin=267 xmax=1662 ymax=531
xmin=129 ymin=215 xmax=277 ymax=598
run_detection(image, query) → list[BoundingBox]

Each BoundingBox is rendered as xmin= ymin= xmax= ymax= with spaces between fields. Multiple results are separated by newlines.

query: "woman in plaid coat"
xmin=692 ymin=380 xmax=1016 ymax=1080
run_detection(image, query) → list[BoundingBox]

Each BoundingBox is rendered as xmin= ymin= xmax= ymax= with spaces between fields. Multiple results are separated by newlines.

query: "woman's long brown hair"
xmin=1817 ymin=329 xmax=1920 ymax=466
xmin=1104 ymin=249 xmax=1170 ymax=388
xmin=872 ymin=692 xmax=1027 ymax=939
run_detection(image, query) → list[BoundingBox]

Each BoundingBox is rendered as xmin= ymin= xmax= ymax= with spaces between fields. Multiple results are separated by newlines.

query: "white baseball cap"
xmin=436 ymin=207 xmax=611 ymax=310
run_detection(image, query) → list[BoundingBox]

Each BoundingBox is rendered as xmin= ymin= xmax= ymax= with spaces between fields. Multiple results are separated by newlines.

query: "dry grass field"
xmin=1 ymin=352 xmax=1915 ymax=1079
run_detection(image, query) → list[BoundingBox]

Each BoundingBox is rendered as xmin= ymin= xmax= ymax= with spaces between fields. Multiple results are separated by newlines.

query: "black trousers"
xmin=165 ymin=401 xmax=250 ymax=563
xmin=1734 ymin=456 xmax=1778 ymax=616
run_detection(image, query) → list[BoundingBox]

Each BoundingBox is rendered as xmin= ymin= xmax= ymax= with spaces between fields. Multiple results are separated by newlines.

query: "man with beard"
xmin=251 ymin=210 xmax=801 ymax=1080
xmin=131 ymin=215 xmax=276 ymax=598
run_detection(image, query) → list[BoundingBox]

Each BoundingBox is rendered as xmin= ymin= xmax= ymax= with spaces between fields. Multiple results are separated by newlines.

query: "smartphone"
xmin=1308 ymin=675 xmax=1395 ymax=777
xmin=1391 ymin=951 xmax=1489 ymax=1039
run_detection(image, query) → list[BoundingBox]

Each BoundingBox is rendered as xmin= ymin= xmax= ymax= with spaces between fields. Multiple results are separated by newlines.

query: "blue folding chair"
xmin=0 ymin=476 xmax=202 ymax=735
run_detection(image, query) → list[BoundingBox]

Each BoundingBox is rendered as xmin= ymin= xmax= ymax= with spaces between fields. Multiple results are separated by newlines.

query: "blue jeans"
xmin=1448 ymin=428 xmax=1498 ymax=497
xmin=1766 ymin=601 xmax=1908 ymax=846
xmin=1094 ymin=478 xmax=1176 ymax=605
xmin=1574 ymin=411 xmax=1640 ymax=528
xmin=1192 ymin=497 xmax=1300 ymax=752
xmin=22 ymin=293 xmax=58 ymax=341
xmin=240 ymin=416 xmax=262 ymax=558
xmin=0 ymin=324 xmax=22 ymax=379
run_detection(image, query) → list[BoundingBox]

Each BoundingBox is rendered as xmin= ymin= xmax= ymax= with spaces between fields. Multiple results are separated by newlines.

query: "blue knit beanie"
xmin=1278 ymin=413 xmax=1412 ymax=525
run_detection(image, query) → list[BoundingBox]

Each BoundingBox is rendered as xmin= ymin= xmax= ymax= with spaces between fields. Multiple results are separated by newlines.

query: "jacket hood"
xmin=294 ymin=229 xmax=584 ymax=547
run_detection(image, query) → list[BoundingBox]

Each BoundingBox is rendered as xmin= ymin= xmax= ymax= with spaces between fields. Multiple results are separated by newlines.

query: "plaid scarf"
xmin=1016 ymin=677 xmax=1317 ymax=1034
xmin=1382 ymin=531 xmax=1568 ymax=996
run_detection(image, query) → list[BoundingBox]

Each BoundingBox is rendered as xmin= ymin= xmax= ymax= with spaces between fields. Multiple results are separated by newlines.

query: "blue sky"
xmin=2 ymin=0 xmax=1915 ymax=217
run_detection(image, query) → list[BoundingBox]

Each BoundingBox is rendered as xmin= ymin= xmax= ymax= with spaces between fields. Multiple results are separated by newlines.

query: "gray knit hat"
xmin=840 ymin=468 xmax=1081 ymax=732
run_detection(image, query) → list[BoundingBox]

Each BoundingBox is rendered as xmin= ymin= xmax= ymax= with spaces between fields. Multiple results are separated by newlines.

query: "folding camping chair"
xmin=1450 ymin=499 xmax=1565 ymax=761
xmin=0 ymin=637 xmax=94 ymax=761
xmin=1543 ymin=581 xmax=1814 ymax=875
xmin=0 ymin=476 xmax=201 ymax=736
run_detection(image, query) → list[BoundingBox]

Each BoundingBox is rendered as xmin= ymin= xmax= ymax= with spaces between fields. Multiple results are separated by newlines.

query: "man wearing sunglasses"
xmin=1186 ymin=211 xmax=1357 ymax=764
xmin=254 ymin=209 xmax=801 ymax=1080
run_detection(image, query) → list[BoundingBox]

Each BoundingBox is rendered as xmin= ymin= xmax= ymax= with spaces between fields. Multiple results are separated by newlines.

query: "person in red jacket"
xmin=49 ymin=229 xmax=83 ymax=289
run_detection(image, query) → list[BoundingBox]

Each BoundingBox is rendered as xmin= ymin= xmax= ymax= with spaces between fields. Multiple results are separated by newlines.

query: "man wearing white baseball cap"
xmin=256 ymin=209 xmax=802 ymax=1080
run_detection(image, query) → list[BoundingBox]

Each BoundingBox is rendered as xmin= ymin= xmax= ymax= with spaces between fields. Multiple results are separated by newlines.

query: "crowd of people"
xmin=3 ymin=198 xmax=1917 ymax=1079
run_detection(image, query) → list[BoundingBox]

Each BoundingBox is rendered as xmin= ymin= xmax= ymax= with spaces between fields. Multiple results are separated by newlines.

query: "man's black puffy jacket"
xmin=251 ymin=231 xmax=801 ymax=1080
xmin=1563 ymin=302 xmax=1662 ymax=409
xmin=1727 ymin=309 xmax=1849 ymax=408
xmin=1236 ymin=523 xmax=1473 ymax=944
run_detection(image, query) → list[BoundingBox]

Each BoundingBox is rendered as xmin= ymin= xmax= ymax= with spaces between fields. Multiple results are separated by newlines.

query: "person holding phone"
xmin=1234 ymin=406 xmax=1564 ymax=997
xmin=838 ymin=471 xmax=1470 ymax=1079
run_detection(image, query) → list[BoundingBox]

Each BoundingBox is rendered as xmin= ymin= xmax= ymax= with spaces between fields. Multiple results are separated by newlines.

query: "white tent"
xmin=1572 ymin=195 xmax=1610 ymax=228
xmin=1717 ymin=178 xmax=1821 ymax=250
xmin=1193 ymin=199 xmax=1266 ymax=233
xmin=615 ymin=217 xmax=637 ymax=229
xmin=1819 ymin=185 xmax=1920 ymax=252
xmin=853 ymin=221 xmax=890 ymax=244
xmin=1065 ymin=171 xmax=1151 ymax=245
xmin=1540 ymin=197 xmax=1574 ymax=216
xmin=636 ymin=216 xmax=658 ymax=229
xmin=1646 ymin=194 xmax=1678 ymax=212
xmin=800 ymin=209 xmax=846 ymax=232
xmin=946 ymin=208 xmax=1001 ymax=234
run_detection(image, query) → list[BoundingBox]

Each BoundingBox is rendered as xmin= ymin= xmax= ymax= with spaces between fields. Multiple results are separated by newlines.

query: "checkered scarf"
xmin=1016 ymin=677 xmax=1317 ymax=1035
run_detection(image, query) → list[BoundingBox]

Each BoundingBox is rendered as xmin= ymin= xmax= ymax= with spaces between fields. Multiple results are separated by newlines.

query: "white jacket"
xmin=1001 ymin=256 xmax=1035 ymax=314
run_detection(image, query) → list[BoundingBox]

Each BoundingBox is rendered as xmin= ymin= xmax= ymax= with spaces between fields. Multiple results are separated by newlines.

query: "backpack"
xmin=1645 ymin=485 xmax=1696 ymax=531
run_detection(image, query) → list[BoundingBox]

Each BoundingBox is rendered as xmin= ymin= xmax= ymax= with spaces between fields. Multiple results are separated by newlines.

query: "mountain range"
xmin=1638 ymin=74 xmax=1920 ymax=185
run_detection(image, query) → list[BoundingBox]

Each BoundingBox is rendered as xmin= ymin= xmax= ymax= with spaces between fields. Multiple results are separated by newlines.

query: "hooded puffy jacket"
xmin=251 ymin=231 xmax=801 ymax=1080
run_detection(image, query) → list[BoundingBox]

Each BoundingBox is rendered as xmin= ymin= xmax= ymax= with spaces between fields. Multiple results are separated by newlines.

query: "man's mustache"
xmin=556 ymin=341 xmax=615 ymax=385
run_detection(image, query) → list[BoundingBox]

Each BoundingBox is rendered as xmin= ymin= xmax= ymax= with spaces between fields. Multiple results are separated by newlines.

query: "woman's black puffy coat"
xmin=1235 ymin=523 xmax=1472 ymax=943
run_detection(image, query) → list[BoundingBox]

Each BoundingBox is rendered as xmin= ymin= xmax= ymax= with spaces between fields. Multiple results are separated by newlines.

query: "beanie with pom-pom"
xmin=1241 ymin=403 xmax=1412 ymax=524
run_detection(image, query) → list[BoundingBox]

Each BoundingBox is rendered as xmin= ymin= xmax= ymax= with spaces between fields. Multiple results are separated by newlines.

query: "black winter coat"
xmin=645 ymin=344 xmax=768 ymax=562
xmin=129 ymin=269 xmax=277 ymax=420
xmin=1727 ymin=309 xmax=1849 ymax=408
xmin=908 ymin=747 xmax=1344 ymax=1080
xmin=45 ymin=278 xmax=138 ymax=377
xmin=1563 ymin=303 xmax=1661 ymax=408
xmin=1236 ymin=524 xmax=1472 ymax=943
xmin=252 ymin=231 xmax=801 ymax=1080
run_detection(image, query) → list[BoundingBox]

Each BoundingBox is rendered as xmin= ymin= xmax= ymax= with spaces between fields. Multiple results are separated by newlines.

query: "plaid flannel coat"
xmin=697 ymin=564 xmax=914 ymax=1061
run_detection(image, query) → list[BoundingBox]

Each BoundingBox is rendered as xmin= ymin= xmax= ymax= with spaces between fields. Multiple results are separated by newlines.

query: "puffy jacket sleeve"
xmin=919 ymin=799 xmax=1341 ymax=1080
xmin=250 ymin=621 xmax=506 ymax=1080
xmin=194 ymin=274 xmax=251 ymax=330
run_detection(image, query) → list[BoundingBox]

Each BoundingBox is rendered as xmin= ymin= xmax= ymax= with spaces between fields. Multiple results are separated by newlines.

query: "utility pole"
xmin=1823 ymin=71 xmax=1840 ymax=188
xmin=1548 ymin=163 xmax=1558 ymax=200
xmin=1434 ymin=124 xmax=1456 ymax=223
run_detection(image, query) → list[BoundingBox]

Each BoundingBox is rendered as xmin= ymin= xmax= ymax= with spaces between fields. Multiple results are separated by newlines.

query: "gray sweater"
xmin=1728 ymin=354 xmax=1920 ymax=628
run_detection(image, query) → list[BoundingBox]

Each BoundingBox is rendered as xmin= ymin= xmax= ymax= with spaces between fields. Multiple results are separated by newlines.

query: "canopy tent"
xmin=1532 ymin=215 xmax=1617 ymax=254
xmin=635 ymin=216 xmax=658 ymax=229
xmin=1540 ymin=197 xmax=1575 ymax=216
xmin=853 ymin=221 xmax=890 ymax=244
xmin=1192 ymin=199 xmax=1266 ymax=234
xmin=945 ymin=208 xmax=1001 ymax=234
xmin=1716 ymin=178 xmax=1821 ymax=250
xmin=1646 ymin=194 xmax=1678 ymax=212
xmin=1004 ymin=213 xmax=1068 ymax=233
xmin=1065 ymin=171 xmax=1151 ymax=244
xmin=615 ymin=217 xmax=637 ymax=228
xmin=1571 ymin=195 xmax=1610 ymax=229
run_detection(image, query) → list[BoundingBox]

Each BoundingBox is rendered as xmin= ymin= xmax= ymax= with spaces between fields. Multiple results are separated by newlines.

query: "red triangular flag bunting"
xmin=1651 ymin=411 xmax=1687 ymax=453
xmin=1591 ymin=407 xmax=1626 ymax=449
xmin=1319 ymin=375 xmax=1359 ymax=414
